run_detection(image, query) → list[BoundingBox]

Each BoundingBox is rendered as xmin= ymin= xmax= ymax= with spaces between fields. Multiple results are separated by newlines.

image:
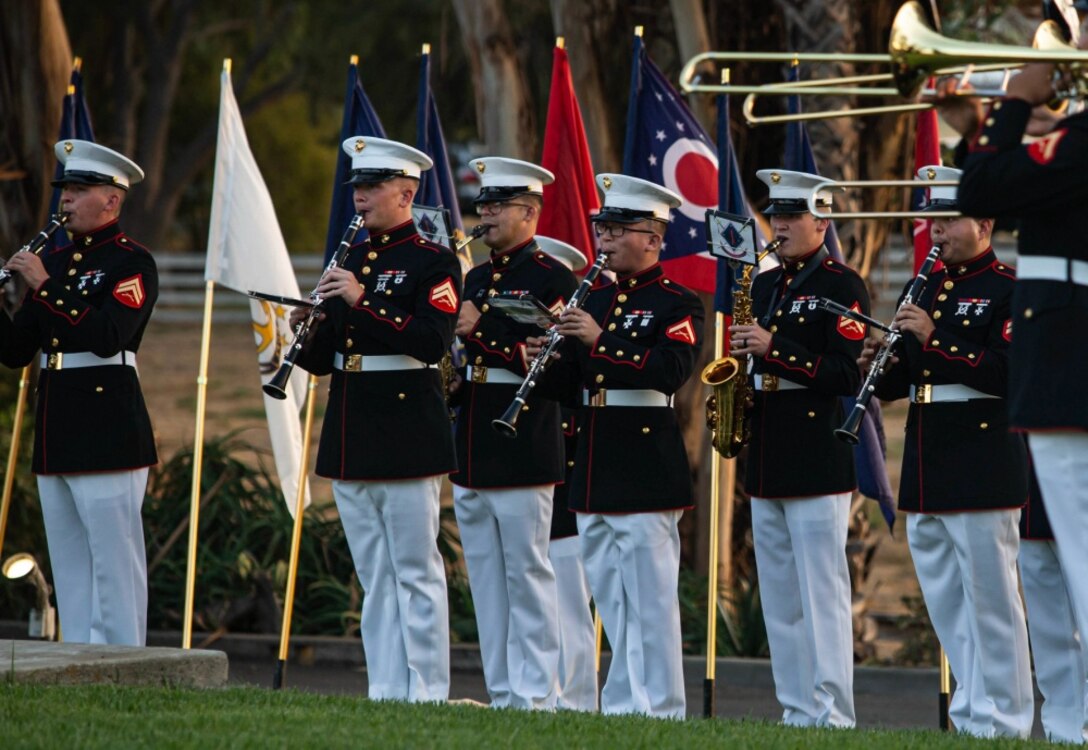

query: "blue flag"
xmin=47 ymin=63 xmax=96 ymax=253
xmin=414 ymin=47 xmax=463 ymax=240
xmin=623 ymin=34 xmax=718 ymax=294
xmin=714 ymin=93 xmax=765 ymax=318
xmin=782 ymin=69 xmax=896 ymax=530
xmin=323 ymin=59 xmax=386 ymax=263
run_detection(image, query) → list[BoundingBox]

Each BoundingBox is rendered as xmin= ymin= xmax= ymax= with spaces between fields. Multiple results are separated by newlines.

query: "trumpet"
xmin=0 ymin=213 xmax=70 ymax=287
xmin=492 ymin=251 xmax=609 ymax=438
xmin=261 ymin=214 xmax=365 ymax=400
xmin=829 ymin=243 xmax=942 ymax=444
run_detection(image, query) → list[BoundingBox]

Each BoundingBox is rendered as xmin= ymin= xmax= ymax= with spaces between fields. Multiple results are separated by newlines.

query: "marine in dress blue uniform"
xmin=292 ymin=136 xmax=459 ymax=702
xmin=451 ymin=159 xmax=573 ymax=710
xmin=865 ymin=166 xmax=1032 ymax=738
xmin=730 ymin=170 xmax=868 ymax=728
xmin=545 ymin=174 xmax=702 ymax=718
xmin=0 ymin=140 xmax=156 ymax=646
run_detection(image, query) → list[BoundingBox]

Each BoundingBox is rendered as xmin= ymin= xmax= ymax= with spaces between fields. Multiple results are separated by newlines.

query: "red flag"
xmin=912 ymin=106 xmax=942 ymax=273
xmin=539 ymin=44 xmax=600 ymax=271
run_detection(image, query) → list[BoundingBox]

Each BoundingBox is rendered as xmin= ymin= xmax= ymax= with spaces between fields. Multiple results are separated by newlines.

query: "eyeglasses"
xmin=593 ymin=224 xmax=656 ymax=239
xmin=475 ymin=201 xmax=533 ymax=216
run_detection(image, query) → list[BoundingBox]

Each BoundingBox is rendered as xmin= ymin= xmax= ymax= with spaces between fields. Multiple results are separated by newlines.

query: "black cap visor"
xmin=763 ymin=198 xmax=832 ymax=216
xmin=472 ymin=185 xmax=539 ymax=205
xmin=345 ymin=168 xmax=412 ymax=186
xmin=921 ymin=198 xmax=958 ymax=213
xmin=591 ymin=206 xmax=657 ymax=225
xmin=51 ymin=170 xmax=126 ymax=190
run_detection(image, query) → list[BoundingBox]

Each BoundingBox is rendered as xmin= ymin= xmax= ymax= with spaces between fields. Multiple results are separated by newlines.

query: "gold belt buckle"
xmin=593 ymin=388 xmax=607 ymax=407
xmin=344 ymin=354 xmax=362 ymax=372
xmin=47 ymin=352 xmax=63 ymax=370
xmin=471 ymin=365 xmax=488 ymax=384
xmin=914 ymin=384 xmax=932 ymax=404
xmin=761 ymin=374 xmax=778 ymax=392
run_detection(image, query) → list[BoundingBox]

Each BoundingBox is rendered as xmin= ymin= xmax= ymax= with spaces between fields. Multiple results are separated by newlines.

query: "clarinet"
xmin=263 ymin=214 xmax=365 ymax=400
xmin=834 ymin=243 xmax=942 ymax=444
xmin=0 ymin=213 xmax=70 ymax=287
xmin=492 ymin=252 xmax=609 ymax=438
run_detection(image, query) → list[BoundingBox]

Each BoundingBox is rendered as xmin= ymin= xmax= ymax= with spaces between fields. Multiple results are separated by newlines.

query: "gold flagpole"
xmin=273 ymin=373 xmax=318 ymax=689
xmin=0 ymin=365 xmax=33 ymax=559
xmin=703 ymin=309 xmax=725 ymax=718
xmin=939 ymin=646 xmax=951 ymax=730
xmin=182 ymin=276 xmax=216 ymax=649
xmin=593 ymin=607 xmax=603 ymax=671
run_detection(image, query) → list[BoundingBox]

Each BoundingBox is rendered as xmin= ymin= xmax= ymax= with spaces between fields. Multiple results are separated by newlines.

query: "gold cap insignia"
xmin=602 ymin=176 xmax=612 ymax=189
xmin=475 ymin=162 xmax=486 ymax=173
xmin=353 ymin=139 xmax=365 ymax=153
xmin=64 ymin=142 xmax=74 ymax=154
xmin=770 ymin=172 xmax=781 ymax=184
xmin=926 ymin=168 xmax=936 ymax=180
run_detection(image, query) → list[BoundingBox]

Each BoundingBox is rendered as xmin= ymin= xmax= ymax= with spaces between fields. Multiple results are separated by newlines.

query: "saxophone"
xmin=701 ymin=239 xmax=782 ymax=458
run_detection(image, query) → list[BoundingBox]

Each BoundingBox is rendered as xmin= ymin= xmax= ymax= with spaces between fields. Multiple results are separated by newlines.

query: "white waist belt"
xmin=466 ymin=365 xmax=523 ymax=385
xmin=583 ymin=389 xmax=671 ymax=407
xmin=1017 ymin=256 xmax=1088 ymax=286
xmin=753 ymin=373 xmax=805 ymax=392
xmin=910 ymin=383 xmax=1001 ymax=404
xmin=333 ymin=352 xmax=427 ymax=372
xmin=41 ymin=351 xmax=137 ymax=371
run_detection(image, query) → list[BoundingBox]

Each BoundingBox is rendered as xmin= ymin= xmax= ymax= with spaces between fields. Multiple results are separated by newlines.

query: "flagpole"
xmin=703 ymin=307 xmax=726 ymax=718
xmin=0 ymin=365 xmax=32 ymax=559
xmin=939 ymin=646 xmax=951 ymax=729
xmin=273 ymin=373 xmax=318 ymax=689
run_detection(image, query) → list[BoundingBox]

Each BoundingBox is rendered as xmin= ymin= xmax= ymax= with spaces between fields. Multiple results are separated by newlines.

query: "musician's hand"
xmin=729 ymin=322 xmax=772 ymax=358
xmin=456 ymin=301 xmax=481 ymax=337
xmin=316 ymin=267 xmax=364 ymax=307
xmin=893 ymin=303 xmax=935 ymax=344
xmin=4 ymin=252 xmax=48 ymax=289
xmin=1026 ymin=101 xmax=1066 ymax=137
xmin=447 ymin=371 xmax=463 ymax=395
xmin=555 ymin=307 xmax=601 ymax=346
xmin=858 ymin=334 xmax=897 ymax=371
xmin=1006 ymin=63 xmax=1057 ymax=107
xmin=525 ymin=335 xmax=556 ymax=361
xmin=288 ymin=306 xmax=324 ymax=334
xmin=925 ymin=77 xmax=984 ymax=138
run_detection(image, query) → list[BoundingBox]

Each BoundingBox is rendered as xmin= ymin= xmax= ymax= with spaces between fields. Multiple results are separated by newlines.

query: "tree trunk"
xmin=0 ymin=0 xmax=72 ymax=254
xmin=549 ymin=0 xmax=620 ymax=172
xmin=451 ymin=0 xmax=537 ymax=159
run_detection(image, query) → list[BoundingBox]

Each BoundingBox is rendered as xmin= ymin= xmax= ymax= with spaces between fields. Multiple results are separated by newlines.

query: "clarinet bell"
xmin=491 ymin=398 xmax=524 ymax=438
xmin=263 ymin=363 xmax=292 ymax=400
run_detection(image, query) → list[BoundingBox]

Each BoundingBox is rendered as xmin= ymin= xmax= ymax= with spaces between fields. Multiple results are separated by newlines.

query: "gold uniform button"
xmin=943 ymin=281 xmax=954 ymax=290
xmin=362 ymin=266 xmax=372 ymax=275
xmin=962 ymin=320 xmax=970 ymax=326
xmin=385 ymin=289 xmax=392 ymax=296
xmin=367 ymin=251 xmax=378 ymax=260
xmin=633 ymin=355 xmax=641 ymax=362
xmin=503 ymin=347 xmax=510 ymax=353
xmin=346 ymin=338 xmax=354 ymax=348
xmin=95 ymin=386 xmax=104 ymax=393
xmin=613 ymin=308 xmax=623 ymax=316
xmin=923 ymin=369 xmax=931 ymax=377
xmin=67 ymin=268 xmax=77 ymax=276
xmin=567 ymin=460 xmax=575 ymax=468
xmin=481 ymin=304 xmax=490 ymax=313
xmin=630 ymin=332 xmax=638 ymax=338
xmin=980 ymin=422 xmax=989 ymax=430
xmin=808 ymin=411 xmax=816 ymax=418
xmin=490 ymin=340 xmax=497 ymax=346
xmin=950 ymin=345 xmax=958 ymax=352
xmin=39 ymin=290 xmax=48 ymax=297
xmin=81 ymin=290 xmax=88 ymax=296
xmin=775 ymin=310 xmax=783 ymax=317
xmin=938 ymin=294 xmax=947 ymax=302
xmin=978 ymin=135 xmax=990 ymax=146
xmin=788 ymin=355 xmax=797 ymax=362
xmin=985 ymin=117 xmax=995 ymax=126
xmin=398 ymin=393 xmax=406 ymax=400
xmin=772 ymin=350 xmax=779 ymax=357
xmin=616 ymin=350 xmax=624 ymax=357
xmin=598 ymin=346 xmax=606 ymax=353
xmin=70 ymin=309 xmax=78 ymax=316
xmin=492 ymin=273 xmax=502 ymax=282
xmin=379 ymin=308 xmax=387 ymax=315
xmin=1024 ymin=308 xmax=1033 ymax=319
xmin=474 ymin=356 xmax=483 ymax=365
xmin=968 ymin=353 xmax=976 ymax=359
xmin=73 ymin=253 xmax=83 ymax=261
xmin=502 ymin=256 xmax=511 ymax=265
xmin=993 ymin=101 xmax=1002 ymax=110
xmin=770 ymin=325 xmax=778 ymax=333
xmin=931 ymin=340 xmax=940 ymax=346
xmin=362 ymin=300 xmax=370 ymax=306
xmin=475 ymin=332 xmax=482 ymax=338
xmin=797 ymin=316 xmax=805 ymax=323
xmin=562 ymin=422 xmax=569 ymax=430
xmin=641 ymin=427 xmax=650 ymax=434
xmin=395 ymin=317 xmax=402 ymax=323
xmin=56 ymin=299 xmax=64 ymax=306
xmin=933 ymin=311 xmax=942 ymax=320
xmin=608 ymin=323 xmax=616 ymax=331
xmin=83 ymin=236 xmax=92 ymax=246
xmin=628 ymin=279 xmax=637 ymax=287
xmin=618 ymin=294 xmax=628 ymax=303
xmin=805 ymin=361 xmax=812 ymax=368
xmin=595 ymin=374 xmax=604 ymax=384
xmin=51 ymin=338 xmax=59 ymax=346
xmin=380 ymin=234 xmax=390 ymax=244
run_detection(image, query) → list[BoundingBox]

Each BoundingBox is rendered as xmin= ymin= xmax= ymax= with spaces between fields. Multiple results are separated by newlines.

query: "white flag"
xmin=204 ymin=68 xmax=311 ymax=516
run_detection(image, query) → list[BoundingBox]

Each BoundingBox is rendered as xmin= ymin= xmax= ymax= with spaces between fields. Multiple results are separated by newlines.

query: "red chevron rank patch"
xmin=837 ymin=302 xmax=866 ymax=340
xmin=429 ymin=278 xmax=459 ymax=313
xmin=1027 ymin=129 xmax=1066 ymax=165
xmin=665 ymin=316 xmax=696 ymax=344
xmin=113 ymin=275 xmax=145 ymax=309
xmin=1003 ymin=318 xmax=1012 ymax=342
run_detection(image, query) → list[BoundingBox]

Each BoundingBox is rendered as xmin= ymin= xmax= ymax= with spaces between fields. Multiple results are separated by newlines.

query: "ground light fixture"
xmin=2 ymin=552 xmax=56 ymax=640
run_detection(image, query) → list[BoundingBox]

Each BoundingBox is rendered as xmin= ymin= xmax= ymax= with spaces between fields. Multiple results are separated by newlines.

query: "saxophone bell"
xmin=701 ymin=356 xmax=744 ymax=458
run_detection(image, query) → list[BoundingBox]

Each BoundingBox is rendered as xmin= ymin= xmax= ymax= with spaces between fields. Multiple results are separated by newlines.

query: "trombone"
xmin=803 ymin=178 xmax=960 ymax=220
xmin=679 ymin=0 xmax=1088 ymax=123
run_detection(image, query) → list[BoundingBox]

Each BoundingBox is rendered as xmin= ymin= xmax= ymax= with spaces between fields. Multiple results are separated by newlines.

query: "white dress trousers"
xmin=548 ymin=534 xmax=598 ymax=711
xmin=38 ymin=469 xmax=149 ymax=646
xmin=453 ymin=484 xmax=559 ymax=710
xmin=751 ymin=493 xmax=855 ymax=728
xmin=907 ymin=510 xmax=1033 ymax=738
xmin=1030 ymin=432 xmax=1088 ymax=664
xmin=333 ymin=477 xmax=450 ymax=702
xmin=577 ymin=510 xmax=685 ymax=719
xmin=1019 ymin=538 xmax=1088 ymax=744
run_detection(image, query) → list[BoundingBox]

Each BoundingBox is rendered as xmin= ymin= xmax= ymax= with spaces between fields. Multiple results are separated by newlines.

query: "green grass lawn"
xmin=0 ymin=685 xmax=1036 ymax=749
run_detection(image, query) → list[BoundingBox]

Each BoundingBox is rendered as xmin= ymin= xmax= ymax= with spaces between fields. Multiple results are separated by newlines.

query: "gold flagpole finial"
xmin=223 ymin=58 xmax=232 ymax=74
xmin=72 ymin=56 xmax=83 ymax=72
xmin=421 ymin=43 xmax=431 ymax=55
xmin=791 ymin=56 xmax=800 ymax=68
xmin=722 ymin=68 xmax=730 ymax=85
xmin=349 ymin=54 xmax=359 ymax=66
xmin=634 ymin=25 xmax=644 ymax=38
xmin=556 ymin=36 xmax=565 ymax=50
xmin=67 ymin=84 xmax=75 ymax=96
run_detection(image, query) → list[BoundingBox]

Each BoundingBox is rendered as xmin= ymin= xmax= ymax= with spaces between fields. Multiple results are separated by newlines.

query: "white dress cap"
xmin=593 ymin=173 xmax=681 ymax=223
xmin=470 ymin=157 xmax=554 ymax=202
xmin=341 ymin=136 xmax=433 ymax=184
xmin=916 ymin=164 xmax=963 ymax=211
xmin=52 ymin=140 xmax=144 ymax=190
xmin=534 ymin=235 xmax=587 ymax=272
xmin=756 ymin=169 xmax=841 ymax=215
